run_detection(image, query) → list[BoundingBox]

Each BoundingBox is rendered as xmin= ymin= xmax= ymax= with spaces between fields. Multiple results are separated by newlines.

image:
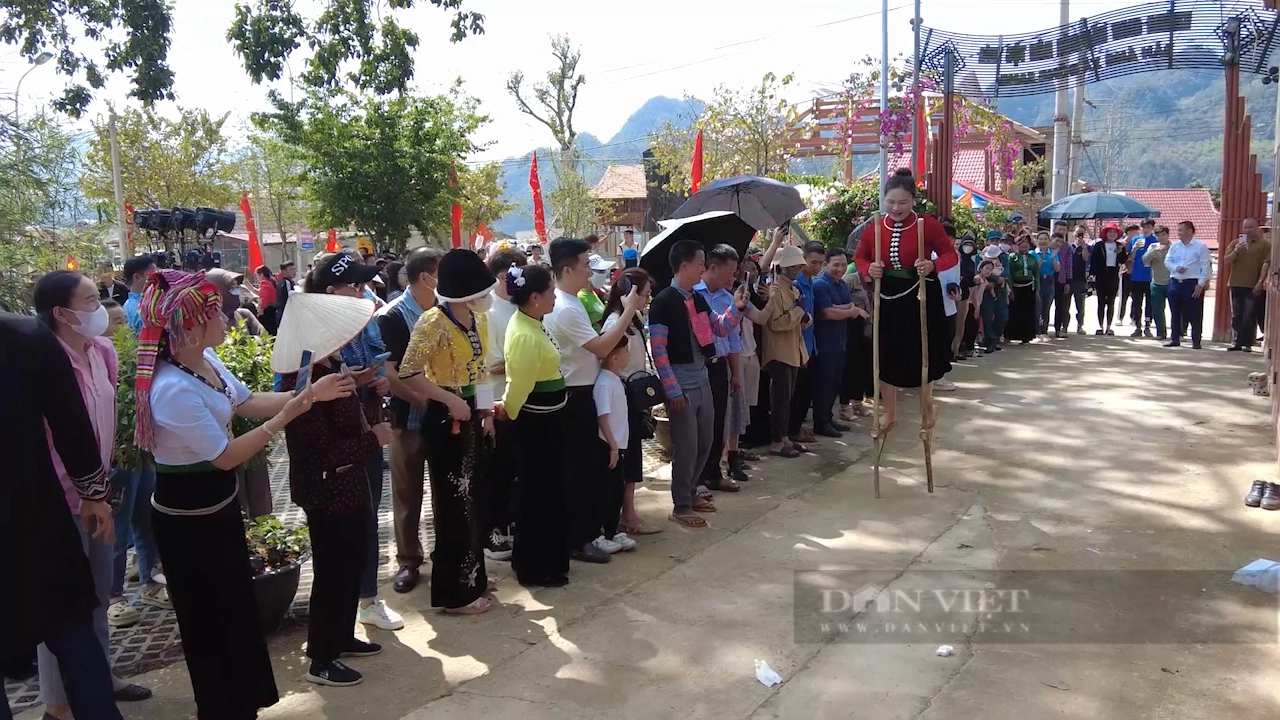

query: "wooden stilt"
xmin=917 ymin=222 xmax=935 ymax=493
xmin=872 ymin=213 xmax=883 ymax=499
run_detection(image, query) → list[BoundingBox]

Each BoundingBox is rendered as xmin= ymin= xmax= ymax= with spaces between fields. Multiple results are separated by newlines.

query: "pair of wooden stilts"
xmin=870 ymin=213 xmax=934 ymax=498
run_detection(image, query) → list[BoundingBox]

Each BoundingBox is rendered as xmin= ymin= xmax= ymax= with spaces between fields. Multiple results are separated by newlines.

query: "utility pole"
xmin=1051 ymin=0 xmax=1071 ymax=200
xmin=1067 ymin=83 xmax=1086 ymax=192
xmin=879 ymin=0 xmax=890 ymax=200
xmin=109 ymin=110 xmax=129 ymax=256
xmin=911 ymin=0 xmax=922 ymax=183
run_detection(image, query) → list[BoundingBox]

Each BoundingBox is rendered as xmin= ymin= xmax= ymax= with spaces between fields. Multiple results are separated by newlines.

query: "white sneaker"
xmin=934 ymin=378 xmax=957 ymax=392
xmin=592 ymin=535 xmax=623 ymax=554
xmin=611 ymin=533 xmax=637 ymax=551
xmin=358 ymin=599 xmax=405 ymax=631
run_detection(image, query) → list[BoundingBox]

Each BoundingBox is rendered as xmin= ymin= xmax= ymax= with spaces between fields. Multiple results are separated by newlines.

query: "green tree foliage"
xmin=648 ymin=73 xmax=800 ymax=194
xmin=82 ymin=107 xmax=238 ymax=213
xmin=423 ymin=162 xmax=514 ymax=245
xmin=0 ymin=112 xmax=108 ymax=312
xmin=258 ymin=86 xmax=486 ymax=255
xmin=227 ymin=0 xmax=484 ymax=97
xmin=237 ymin=132 xmax=308 ymax=243
xmin=546 ymin=153 xmax=605 ymax=238
xmin=0 ymin=0 xmax=175 ymax=117
xmin=808 ymin=177 xmax=936 ymax=249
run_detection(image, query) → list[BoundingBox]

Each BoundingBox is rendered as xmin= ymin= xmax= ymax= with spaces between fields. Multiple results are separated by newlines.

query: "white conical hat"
xmin=270 ymin=293 xmax=376 ymax=374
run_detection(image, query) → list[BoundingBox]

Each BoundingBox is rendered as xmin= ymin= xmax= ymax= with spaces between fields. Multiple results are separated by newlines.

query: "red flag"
xmin=325 ymin=229 xmax=340 ymax=253
xmin=690 ymin=128 xmax=704 ymax=194
xmin=66 ymin=255 xmax=79 ymax=271
xmin=530 ymin=151 xmax=547 ymax=244
xmin=450 ymin=165 xmax=462 ymax=248
xmin=240 ymin=191 xmax=265 ymax=273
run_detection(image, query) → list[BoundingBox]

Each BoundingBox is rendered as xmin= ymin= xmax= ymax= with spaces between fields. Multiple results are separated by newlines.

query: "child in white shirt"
xmin=593 ymin=338 xmax=635 ymax=553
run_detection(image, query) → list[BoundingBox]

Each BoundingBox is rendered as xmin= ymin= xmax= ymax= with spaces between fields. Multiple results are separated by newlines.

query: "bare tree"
xmin=506 ymin=35 xmax=586 ymax=154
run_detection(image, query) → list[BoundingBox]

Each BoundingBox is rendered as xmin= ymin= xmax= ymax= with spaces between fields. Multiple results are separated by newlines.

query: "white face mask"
xmin=467 ymin=294 xmax=494 ymax=314
xmin=66 ymin=304 xmax=109 ymax=338
xmin=229 ymin=287 xmax=241 ymax=297
xmin=589 ymin=271 xmax=609 ymax=289
xmin=999 ymin=243 xmax=1011 ymax=253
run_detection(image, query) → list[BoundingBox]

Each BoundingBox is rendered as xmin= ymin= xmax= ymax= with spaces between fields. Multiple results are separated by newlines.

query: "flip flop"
xmin=771 ymin=446 xmax=800 ymax=458
xmin=692 ymin=499 xmax=717 ymax=513
xmin=789 ymin=442 xmax=810 ymax=453
xmin=444 ymin=597 xmax=492 ymax=616
xmin=668 ymin=513 xmax=708 ymax=528
xmin=741 ymin=450 xmax=762 ymax=462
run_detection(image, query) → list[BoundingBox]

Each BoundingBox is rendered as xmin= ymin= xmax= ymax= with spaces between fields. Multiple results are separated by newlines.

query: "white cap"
xmin=588 ymin=254 xmax=616 ymax=271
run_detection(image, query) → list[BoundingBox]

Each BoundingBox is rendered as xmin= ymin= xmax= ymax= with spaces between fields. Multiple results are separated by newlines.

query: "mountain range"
xmin=491 ymin=70 xmax=1277 ymax=234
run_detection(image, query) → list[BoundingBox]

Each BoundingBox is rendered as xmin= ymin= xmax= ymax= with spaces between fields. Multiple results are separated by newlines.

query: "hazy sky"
xmin=4 ymin=0 xmax=1165 ymax=161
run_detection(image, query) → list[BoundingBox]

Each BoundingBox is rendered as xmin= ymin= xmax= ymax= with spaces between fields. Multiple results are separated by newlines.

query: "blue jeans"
xmin=981 ymin=293 xmax=1009 ymax=349
xmin=1037 ymin=279 xmax=1056 ymax=334
xmin=362 ymin=450 xmax=385 ymax=599
xmin=39 ymin=523 xmax=114 ymax=707
xmin=1150 ymin=284 xmax=1168 ymax=337
xmin=111 ymin=465 xmax=160 ymax=596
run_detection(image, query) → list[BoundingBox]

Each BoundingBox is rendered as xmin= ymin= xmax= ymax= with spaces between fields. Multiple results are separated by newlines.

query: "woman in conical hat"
xmin=134 ymin=268 xmax=354 ymax=718
xmin=397 ymin=248 xmax=499 ymax=615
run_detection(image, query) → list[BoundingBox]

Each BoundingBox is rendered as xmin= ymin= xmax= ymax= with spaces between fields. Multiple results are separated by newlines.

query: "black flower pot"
xmin=252 ymin=561 xmax=301 ymax=634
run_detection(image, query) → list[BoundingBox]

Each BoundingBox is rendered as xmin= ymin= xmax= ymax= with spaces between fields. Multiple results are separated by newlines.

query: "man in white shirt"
xmin=1162 ymin=220 xmax=1213 ymax=349
xmin=544 ymin=237 xmax=644 ymax=563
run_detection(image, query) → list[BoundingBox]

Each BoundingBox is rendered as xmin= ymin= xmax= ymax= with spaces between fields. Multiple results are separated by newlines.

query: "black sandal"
xmin=771 ymin=446 xmax=800 ymax=458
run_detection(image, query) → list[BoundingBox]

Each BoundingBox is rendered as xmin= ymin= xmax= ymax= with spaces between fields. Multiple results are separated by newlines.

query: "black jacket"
xmin=0 ymin=314 xmax=106 ymax=653
xmin=648 ymin=286 xmax=716 ymax=364
xmin=1089 ymin=241 xmax=1129 ymax=280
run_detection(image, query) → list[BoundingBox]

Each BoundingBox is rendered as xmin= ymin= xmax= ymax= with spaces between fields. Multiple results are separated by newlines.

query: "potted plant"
xmin=245 ymin=515 xmax=310 ymax=632
xmin=215 ymin=326 xmax=277 ymax=517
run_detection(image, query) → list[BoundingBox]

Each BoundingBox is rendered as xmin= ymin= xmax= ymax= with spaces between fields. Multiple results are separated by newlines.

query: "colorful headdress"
xmin=133 ymin=269 xmax=223 ymax=450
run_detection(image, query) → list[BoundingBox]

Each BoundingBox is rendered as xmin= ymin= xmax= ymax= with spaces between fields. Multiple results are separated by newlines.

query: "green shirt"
xmin=578 ymin=288 xmax=605 ymax=329
xmin=1008 ymin=252 xmax=1039 ymax=288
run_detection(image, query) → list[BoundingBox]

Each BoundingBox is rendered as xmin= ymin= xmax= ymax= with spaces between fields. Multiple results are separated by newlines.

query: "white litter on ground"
xmin=936 ymin=645 xmax=955 ymax=657
xmin=1231 ymin=559 xmax=1280 ymax=593
xmin=755 ymin=659 xmax=783 ymax=687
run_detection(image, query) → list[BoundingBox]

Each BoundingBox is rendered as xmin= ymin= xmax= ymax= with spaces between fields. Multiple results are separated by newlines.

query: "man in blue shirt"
xmin=120 ymin=255 xmax=155 ymax=334
xmin=787 ymin=242 xmax=825 ymax=443
xmin=1031 ymin=233 xmax=1059 ymax=338
xmin=1127 ymin=219 xmax=1157 ymax=337
xmin=694 ymin=244 xmax=746 ymax=492
xmin=812 ymin=248 xmax=865 ymax=437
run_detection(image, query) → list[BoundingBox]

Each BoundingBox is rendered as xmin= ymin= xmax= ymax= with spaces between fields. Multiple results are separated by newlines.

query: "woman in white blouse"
xmin=133 ymin=269 xmax=352 ymax=719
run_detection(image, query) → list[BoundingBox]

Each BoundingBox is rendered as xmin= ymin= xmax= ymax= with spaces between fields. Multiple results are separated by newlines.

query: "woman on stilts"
xmin=134 ymin=269 xmax=354 ymax=719
xmin=854 ymin=169 xmax=958 ymax=437
xmin=398 ymin=249 xmax=499 ymax=615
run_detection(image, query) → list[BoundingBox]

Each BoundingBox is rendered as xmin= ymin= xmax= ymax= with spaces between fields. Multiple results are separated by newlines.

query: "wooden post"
xmin=918 ymin=222 xmax=935 ymax=493
xmin=872 ymin=214 xmax=884 ymax=499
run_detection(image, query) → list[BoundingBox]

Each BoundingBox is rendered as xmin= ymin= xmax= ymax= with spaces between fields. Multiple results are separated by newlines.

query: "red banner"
xmin=66 ymin=255 xmax=79 ymax=271
xmin=325 ymin=228 xmax=340 ymax=253
xmin=530 ymin=151 xmax=547 ymax=244
xmin=240 ymin=191 xmax=265 ymax=273
xmin=691 ymin=128 xmax=704 ymax=195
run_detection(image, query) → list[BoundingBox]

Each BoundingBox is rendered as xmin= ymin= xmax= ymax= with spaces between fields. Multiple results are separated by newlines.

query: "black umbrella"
xmin=1037 ymin=192 xmax=1161 ymax=220
xmin=640 ymin=211 xmax=757 ymax=289
xmin=672 ymin=175 xmax=806 ymax=230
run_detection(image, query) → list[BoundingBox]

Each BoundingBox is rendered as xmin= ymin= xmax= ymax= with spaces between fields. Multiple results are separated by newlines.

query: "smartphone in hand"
xmin=294 ymin=350 xmax=314 ymax=396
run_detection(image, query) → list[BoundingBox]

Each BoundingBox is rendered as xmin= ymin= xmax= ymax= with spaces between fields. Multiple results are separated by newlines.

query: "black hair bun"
xmin=893 ymin=168 xmax=914 ymax=178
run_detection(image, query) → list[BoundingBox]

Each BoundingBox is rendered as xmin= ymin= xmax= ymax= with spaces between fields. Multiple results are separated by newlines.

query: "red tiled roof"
xmin=1114 ymin=189 xmax=1221 ymax=249
xmin=885 ymin=148 xmax=991 ymax=190
xmin=592 ymin=164 xmax=647 ymax=199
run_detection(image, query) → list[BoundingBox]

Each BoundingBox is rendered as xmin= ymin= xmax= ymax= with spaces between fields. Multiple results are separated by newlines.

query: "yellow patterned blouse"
xmin=398 ymin=306 xmax=492 ymax=406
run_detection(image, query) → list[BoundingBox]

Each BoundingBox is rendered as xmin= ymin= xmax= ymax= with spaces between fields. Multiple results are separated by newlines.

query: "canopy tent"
xmin=953 ymin=181 xmax=1016 ymax=210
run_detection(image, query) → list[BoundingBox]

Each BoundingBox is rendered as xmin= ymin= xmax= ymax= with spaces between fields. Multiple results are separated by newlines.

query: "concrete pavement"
xmin=26 ymin=327 xmax=1280 ymax=719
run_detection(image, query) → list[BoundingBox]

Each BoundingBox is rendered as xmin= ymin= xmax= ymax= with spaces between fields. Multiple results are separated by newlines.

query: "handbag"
xmin=623 ymin=322 xmax=665 ymax=409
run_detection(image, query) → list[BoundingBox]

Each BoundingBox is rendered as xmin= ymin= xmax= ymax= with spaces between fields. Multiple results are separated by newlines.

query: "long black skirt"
xmin=423 ymin=397 xmax=489 ymax=609
xmin=1006 ymin=282 xmax=1038 ymax=342
xmin=511 ymin=391 xmax=571 ymax=584
xmin=876 ymin=274 xmax=951 ymax=389
xmin=152 ymin=471 xmax=278 ymax=718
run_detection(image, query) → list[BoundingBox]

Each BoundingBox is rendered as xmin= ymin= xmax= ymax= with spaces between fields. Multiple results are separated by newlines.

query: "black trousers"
xmin=1120 ymin=274 xmax=1133 ymax=318
xmin=596 ymin=438 xmax=625 ymax=538
xmin=306 ymin=511 xmax=368 ymax=665
xmin=700 ymin=359 xmax=729 ymax=483
xmin=1130 ymin=281 xmax=1151 ymax=327
xmin=788 ymin=363 xmax=813 ymax=436
xmin=1231 ymin=286 xmax=1260 ymax=348
xmin=1168 ymin=278 xmax=1204 ymax=345
xmin=563 ymin=386 xmax=603 ymax=548
xmin=1054 ymin=283 xmax=1072 ymax=332
xmin=480 ymin=414 xmax=518 ymax=538
xmin=1096 ymin=276 xmax=1119 ymax=327
xmin=813 ymin=349 xmax=845 ymax=429
xmin=842 ymin=320 xmax=874 ymax=402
